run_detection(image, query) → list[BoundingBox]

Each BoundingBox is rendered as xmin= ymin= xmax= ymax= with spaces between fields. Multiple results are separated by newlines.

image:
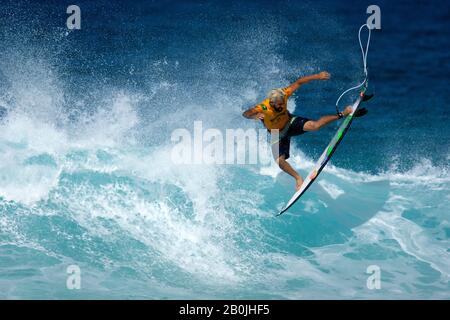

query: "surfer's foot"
xmin=343 ymin=106 xmax=353 ymax=116
xmin=342 ymin=106 xmax=368 ymax=118
xmin=295 ymin=177 xmax=304 ymax=191
xmin=354 ymin=107 xmax=368 ymax=117
xmin=362 ymin=93 xmax=374 ymax=102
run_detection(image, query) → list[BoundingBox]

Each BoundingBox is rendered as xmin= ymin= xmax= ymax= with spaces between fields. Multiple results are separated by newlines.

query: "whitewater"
xmin=0 ymin=0 xmax=449 ymax=299
xmin=1 ymin=78 xmax=448 ymax=299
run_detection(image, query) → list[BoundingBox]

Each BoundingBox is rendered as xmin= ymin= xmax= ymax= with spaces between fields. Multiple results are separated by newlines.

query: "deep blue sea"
xmin=0 ymin=0 xmax=449 ymax=299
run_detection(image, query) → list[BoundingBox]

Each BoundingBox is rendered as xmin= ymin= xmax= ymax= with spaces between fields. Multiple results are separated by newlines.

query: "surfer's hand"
xmin=317 ymin=71 xmax=331 ymax=80
xmin=255 ymin=113 xmax=265 ymax=120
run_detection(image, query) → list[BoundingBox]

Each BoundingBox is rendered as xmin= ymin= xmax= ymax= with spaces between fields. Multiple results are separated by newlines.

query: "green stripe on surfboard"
xmin=327 ymin=115 xmax=353 ymax=156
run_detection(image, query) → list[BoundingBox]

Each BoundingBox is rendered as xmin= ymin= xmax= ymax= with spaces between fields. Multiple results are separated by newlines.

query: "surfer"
xmin=242 ymin=71 xmax=368 ymax=190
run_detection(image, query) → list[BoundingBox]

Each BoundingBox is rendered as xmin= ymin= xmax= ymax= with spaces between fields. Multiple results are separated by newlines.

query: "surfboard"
xmin=277 ymin=89 xmax=367 ymax=216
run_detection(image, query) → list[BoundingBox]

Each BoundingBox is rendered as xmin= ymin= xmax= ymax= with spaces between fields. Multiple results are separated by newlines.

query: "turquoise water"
xmin=0 ymin=0 xmax=449 ymax=299
xmin=1 ymin=126 xmax=448 ymax=299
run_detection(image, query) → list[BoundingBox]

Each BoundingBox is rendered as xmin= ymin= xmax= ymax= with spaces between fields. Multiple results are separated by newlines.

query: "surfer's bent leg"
xmin=275 ymin=155 xmax=304 ymax=191
xmin=303 ymin=106 xmax=352 ymax=131
xmin=272 ymin=137 xmax=304 ymax=190
xmin=303 ymin=115 xmax=339 ymax=131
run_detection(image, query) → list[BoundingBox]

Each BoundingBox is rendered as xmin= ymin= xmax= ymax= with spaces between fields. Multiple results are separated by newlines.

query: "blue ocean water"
xmin=0 ymin=0 xmax=449 ymax=299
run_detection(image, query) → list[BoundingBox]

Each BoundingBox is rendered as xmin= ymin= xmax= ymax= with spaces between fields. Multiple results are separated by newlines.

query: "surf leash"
xmin=335 ymin=23 xmax=372 ymax=115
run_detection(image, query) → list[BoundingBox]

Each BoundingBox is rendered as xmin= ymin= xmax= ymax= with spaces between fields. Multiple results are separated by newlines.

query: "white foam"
xmin=78 ymin=93 xmax=140 ymax=147
xmin=318 ymin=180 xmax=345 ymax=199
xmin=303 ymin=199 xmax=319 ymax=213
xmin=0 ymin=115 xmax=66 ymax=204
xmin=259 ymin=163 xmax=280 ymax=178
xmin=354 ymin=194 xmax=450 ymax=279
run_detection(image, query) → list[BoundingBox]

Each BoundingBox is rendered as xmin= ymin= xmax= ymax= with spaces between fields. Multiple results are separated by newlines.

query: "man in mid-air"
xmin=242 ymin=71 xmax=368 ymax=190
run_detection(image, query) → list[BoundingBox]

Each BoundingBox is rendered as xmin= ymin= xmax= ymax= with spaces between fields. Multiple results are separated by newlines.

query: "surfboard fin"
xmin=362 ymin=93 xmax=374 ymax=102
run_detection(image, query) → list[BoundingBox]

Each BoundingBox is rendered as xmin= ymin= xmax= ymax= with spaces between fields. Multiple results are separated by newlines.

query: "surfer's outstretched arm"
xmin=242 ymin=106 xmax=264 ymax=120
xmin=285 ymin=71 xmax=330 ymax=95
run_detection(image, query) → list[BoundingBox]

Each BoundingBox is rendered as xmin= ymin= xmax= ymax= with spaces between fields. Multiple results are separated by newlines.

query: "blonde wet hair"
xmin=267 ymin=88 xmax=286 ymax=105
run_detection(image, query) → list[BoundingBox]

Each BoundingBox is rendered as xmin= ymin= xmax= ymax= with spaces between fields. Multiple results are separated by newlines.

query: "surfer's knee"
xmin=275 ymin=155 xmax=286 ymax=166
xmin=303 ymin=120 xmax=319 ymax=131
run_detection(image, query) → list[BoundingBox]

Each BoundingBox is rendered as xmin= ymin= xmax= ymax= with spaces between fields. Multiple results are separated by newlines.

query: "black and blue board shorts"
xmin=271 ymin=115 xmax=310 ymax=160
